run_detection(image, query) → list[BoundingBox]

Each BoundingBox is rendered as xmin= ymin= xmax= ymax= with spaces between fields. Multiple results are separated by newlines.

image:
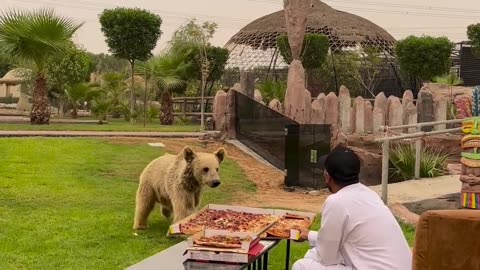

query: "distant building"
xmin=0 ymin=69 xmax=25 ymax=99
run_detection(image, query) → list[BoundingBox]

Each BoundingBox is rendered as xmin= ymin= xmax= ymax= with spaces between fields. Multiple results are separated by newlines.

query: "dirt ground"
xmin=109 ymin=137 xmax=328 ymax=213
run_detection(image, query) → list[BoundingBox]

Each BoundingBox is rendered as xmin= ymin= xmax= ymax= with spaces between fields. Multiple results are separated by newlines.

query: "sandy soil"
xmin=109 ymin=137 xmax=328 ymax=213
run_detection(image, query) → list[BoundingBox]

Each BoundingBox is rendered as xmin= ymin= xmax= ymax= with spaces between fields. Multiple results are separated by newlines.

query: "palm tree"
xmin=0 ymin=9 xmax=82 ymax=124
xmin=65 ymin=83 xmax=90 ymax=119
xmin=137 ymin=53 xmax=189 ymax=125
xmin=101 ymin=72 xmax=127 ymax=118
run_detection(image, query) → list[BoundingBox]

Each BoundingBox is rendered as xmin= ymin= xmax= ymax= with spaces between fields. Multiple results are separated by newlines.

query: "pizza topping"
xmin=179 ymin=209 xmax=276 ymax=234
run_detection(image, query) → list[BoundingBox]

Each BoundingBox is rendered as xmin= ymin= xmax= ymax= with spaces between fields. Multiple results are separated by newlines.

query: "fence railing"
xmin=172 ymin=97 xmax=214 ymax=118
xmin=375 ymin=118 xmax=466 ymax=204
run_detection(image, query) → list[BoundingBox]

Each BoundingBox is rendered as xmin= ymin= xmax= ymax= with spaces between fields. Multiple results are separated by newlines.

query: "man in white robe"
xmin=292 ymin=146 xmax=412 ymax=270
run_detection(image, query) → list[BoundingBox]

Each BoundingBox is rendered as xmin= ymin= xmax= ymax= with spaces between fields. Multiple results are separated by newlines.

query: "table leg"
xmin=263 ymin=252 xmax=269 ymax=270
xmin=285 ymin=239 xmax=291 ymax=270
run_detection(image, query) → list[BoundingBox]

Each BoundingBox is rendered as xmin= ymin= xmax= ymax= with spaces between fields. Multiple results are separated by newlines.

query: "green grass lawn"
xmin=0 ymin=118 xmax=200 ymax=132
xmin=0 ymin=138 xmax=415 ymax=270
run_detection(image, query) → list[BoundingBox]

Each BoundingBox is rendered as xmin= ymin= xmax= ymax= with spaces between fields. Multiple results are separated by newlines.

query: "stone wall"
xmin=214 ymin=85 xmax=452 ymax=135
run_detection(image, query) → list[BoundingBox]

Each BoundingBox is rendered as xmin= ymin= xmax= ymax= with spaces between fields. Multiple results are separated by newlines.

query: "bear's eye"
xmin=216 ymin=168 xmax=219 ymax=172
xmin=203 ymin=167 xmax=209 ymax=173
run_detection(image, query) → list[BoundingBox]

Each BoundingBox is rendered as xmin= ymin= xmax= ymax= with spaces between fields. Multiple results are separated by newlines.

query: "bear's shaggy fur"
xmin=133 ymin=146 xmax=225 ymax=229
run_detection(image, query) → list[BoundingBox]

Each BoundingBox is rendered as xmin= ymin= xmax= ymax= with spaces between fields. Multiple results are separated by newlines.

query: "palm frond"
xmin=0 ymin=8 xmax=83 ymax=70
xmin=65 ymin=83 xmax=90 ymax=103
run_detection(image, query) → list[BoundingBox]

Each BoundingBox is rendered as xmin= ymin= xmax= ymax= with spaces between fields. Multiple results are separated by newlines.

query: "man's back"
xmin=328 ymin=183 xmax=412 ymax=270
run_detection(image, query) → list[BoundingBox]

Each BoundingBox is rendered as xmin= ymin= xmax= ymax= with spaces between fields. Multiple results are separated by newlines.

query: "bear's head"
xmin=182 ymin=146 xmax=226 ymax=188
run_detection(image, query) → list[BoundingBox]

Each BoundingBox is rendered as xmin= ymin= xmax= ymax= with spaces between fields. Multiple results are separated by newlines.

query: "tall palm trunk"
xmin=159 ymin=90 xmax=174 ymax=125
xmin=30 ymin=73 xmax=51 ymax=125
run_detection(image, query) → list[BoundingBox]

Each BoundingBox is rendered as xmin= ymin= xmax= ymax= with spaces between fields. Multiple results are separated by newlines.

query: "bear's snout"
xmin=209 ymin=180 xmax=221 ymax=188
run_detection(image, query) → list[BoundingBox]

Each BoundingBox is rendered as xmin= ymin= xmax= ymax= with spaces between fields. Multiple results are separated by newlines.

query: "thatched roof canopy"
xmin=227 ymin=0 xmax=395 ymax=51
xmin=0 ymin=69 xmax=27 ymax=84
xmin=225 ymin=0 xmax=396 ymax=69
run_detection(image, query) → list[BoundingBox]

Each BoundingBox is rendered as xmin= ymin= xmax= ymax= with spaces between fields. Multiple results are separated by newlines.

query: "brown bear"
xmin=133 ymin=146 xmax=225 ymax=230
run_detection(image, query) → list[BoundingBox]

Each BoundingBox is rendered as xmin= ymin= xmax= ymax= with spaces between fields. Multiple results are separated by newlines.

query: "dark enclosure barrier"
xmin=460 ymin=45 xmax=480 ymax=86
xmin=234 ymin=91 xmax=331 ymax=189
xmin=285 ymin=124 xmax=331 ymax=189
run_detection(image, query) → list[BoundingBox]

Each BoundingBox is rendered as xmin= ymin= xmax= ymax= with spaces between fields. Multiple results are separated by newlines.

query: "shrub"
xmin=395 ymin=36 xmax=454 ymax=82
xmin=390 ymin=143 xmax=449 ymax=180
xmin=256 ymin=78 xmax=287 ymax=103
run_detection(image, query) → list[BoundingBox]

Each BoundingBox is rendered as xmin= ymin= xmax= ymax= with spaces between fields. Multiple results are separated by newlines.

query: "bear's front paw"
xmin=133 ymin=224 xmax=148 ymax=230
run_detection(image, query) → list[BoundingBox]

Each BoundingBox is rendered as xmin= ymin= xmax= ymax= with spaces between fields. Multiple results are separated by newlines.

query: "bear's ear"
xmin=214 ymin=148 xmax=226 ymax=163
xmin=182 ymin=146 xmax=196 ymax=163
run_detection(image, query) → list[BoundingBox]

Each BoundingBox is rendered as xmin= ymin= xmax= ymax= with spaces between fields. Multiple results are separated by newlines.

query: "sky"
xmin=1 ymin=0 xmax=479 ymax=54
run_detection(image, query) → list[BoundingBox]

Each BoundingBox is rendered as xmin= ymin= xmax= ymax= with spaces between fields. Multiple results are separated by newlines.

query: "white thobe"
xmin=293 ymin=183 xmax=412 ymax=270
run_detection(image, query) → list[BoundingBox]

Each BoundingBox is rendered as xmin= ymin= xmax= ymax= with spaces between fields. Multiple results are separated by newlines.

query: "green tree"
xmin=87 ymin=52 xmax=129 ymax=74
xmin=181 ymin=45 xmax=229 ymax=95
xmin=99 ymin=8 xmax=162 ymax=124
xmin=0 ymin=8 xmax=83 ymax=124
xmin=138 ymin=52 xmax=188 ymax=125
xmin=65 ymin=82 xmax=90 ymax=119
xmin=467 ymin=23 xmax=480 ymax=55
xmin=46 ymin=44 xmax=91 ymax=118
xmin=277 ymin=33 xmax=329 ymax=93
xmin=395 ymin=36 xmax=454 ymax=88
xmin=100 ymin=72 xmax=127 ymax=118
xmin=338 ymin=47 xmax=385 ymax=97
xmin=169 ymin=19 xmax=217 ymax=129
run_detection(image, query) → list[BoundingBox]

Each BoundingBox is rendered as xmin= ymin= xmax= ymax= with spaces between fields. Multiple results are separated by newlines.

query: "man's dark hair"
xmin=323 ymin=146 xmax=361 ymax=186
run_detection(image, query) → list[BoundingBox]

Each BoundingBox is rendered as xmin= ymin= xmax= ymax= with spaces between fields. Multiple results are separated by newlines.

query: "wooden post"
xmin=415 ymin=126 xmax=422 ymax=179
xmin=182 ymin=99 xmax=187 ymax=119
xmin=381 ymin=140 xmax=390 ymax=204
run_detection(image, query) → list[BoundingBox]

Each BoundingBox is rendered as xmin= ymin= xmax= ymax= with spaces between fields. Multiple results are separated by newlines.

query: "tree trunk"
xmin=159 ymin=91 xmax=174 ymax=125
xmin=130 ymin=61 xmax=135 ymax=125
xmin=71 ymin=105 xmax=78 ymax=119
xmin=30 ymin=73 xmax=51 ymax=125
xmin=200 ymin=76 xmax=207 ymax=131
xmin=59 ymin=99 xmax=64 ymax=119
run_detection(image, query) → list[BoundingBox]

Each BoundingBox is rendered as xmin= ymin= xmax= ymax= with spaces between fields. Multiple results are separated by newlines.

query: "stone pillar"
xmin=283 ymin=0 xmax=311 ymax=60
xmin=404 ymin=102 xmax=418 ymax=134
xmin=317 ymin=93 xmax=326 ymax=101
xmin=284 ymin=60 xmax=306 ymax=123
xmin=226 ymin=90 xmax=237 ymax=138
xmin=311 ymin=100 xmax=325 ymax=124
xmin=402 ymin=90 xmax=414 ymax=110
xmin=269 ymin=99 xmax=283 ymax=113
xmin=338 ymin=85 xmax=352 ymax=133
xmin=325 ymin=92 xmax=338 ymax=125
xmin=317 ymin=94 xmax=327 ymax=124
xmin=373 ymin=107 xmax=384 ymax=134
xmin=254 ymin=89 xmax=264 ymax=104
xmin=417 ymin=91 xmax=434 ymax=132
xmin=364 ymin=100 xmax=373 ymax=133
xmin=374 ymin=92 xmax=387 ymax=125
xmin=434 ymin=96 xmax=447 ymax=131
xmin=353 ymin=96 xmax=365 ymax=135
xmin=388 ymin=97 xmax=403 ymax=127
xmin=213 ymin=90 xmax=227 ymax=131
xmin=304 ymin=89 xmax=312 ymax=124
xmin=239 ymin=71 xmax=255 ymax=98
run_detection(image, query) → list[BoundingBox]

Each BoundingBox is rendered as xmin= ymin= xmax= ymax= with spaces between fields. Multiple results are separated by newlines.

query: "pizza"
xmin=266 ymin=215 xmax=312 ymax=238
xmin=193 ymin=235 xmax=252 ymax=249
xmin=179 ymin=209 xmax=278 ymax=235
